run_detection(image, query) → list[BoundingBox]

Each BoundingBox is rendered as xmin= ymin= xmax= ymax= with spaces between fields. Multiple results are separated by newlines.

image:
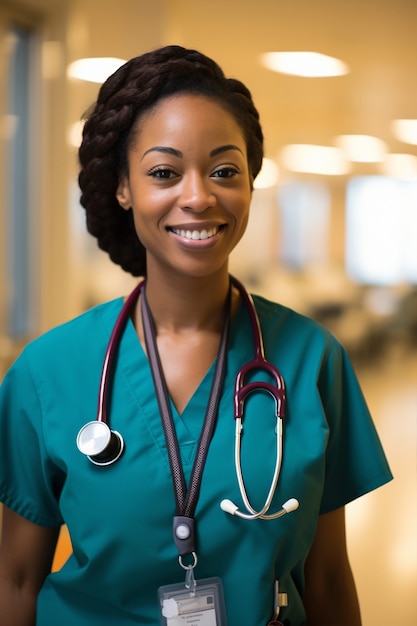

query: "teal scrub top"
xmin=0 ymin=293 xmax=393 ymax=626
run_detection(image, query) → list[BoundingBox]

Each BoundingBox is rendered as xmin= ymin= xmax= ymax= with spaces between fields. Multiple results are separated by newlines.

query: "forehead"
xmin=132 ymin=93 xmax=246 ymax=144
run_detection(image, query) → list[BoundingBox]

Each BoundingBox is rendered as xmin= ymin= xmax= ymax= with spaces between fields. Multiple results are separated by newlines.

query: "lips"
xmin=169 ymin=225 xmax=223 ymax=241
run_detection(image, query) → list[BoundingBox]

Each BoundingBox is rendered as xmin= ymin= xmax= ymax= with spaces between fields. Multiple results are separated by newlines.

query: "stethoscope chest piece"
xmin=77 ymin=421 xmax=124 ymax=466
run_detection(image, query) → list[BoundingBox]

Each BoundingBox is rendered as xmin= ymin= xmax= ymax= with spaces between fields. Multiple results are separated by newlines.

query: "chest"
xmin=154 ymin=330 xmax=222 ymax=414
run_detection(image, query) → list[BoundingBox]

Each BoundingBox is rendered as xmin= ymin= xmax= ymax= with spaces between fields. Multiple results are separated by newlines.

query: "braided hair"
xmin=78 ymin=45 xmax=264 ymax=276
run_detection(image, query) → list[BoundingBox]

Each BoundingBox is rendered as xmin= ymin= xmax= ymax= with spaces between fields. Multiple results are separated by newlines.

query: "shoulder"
xmin=15 ymin=298 xmax=124 ymax=371
xmin=246 ymin=293 xmax=350 ymax=379
xmin=252 ymin=293 xmax=338 ymax=350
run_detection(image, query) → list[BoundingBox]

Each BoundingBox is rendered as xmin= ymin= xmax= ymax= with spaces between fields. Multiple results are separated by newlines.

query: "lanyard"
xmin=140 ymin=282 xmax=231 ymax=566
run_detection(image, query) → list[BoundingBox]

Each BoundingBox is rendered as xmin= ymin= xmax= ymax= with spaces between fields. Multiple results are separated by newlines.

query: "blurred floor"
xmin=347 ymin=341 xmax=417 ymax=626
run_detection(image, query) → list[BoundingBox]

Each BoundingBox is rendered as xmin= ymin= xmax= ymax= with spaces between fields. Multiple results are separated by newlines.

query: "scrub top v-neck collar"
xmin=101 ymin=295 xmax=252 ymax=470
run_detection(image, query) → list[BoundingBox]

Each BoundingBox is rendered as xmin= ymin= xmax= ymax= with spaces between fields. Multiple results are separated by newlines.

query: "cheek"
xmin=132 ymin=186 xmax=173 ymax=216
xmin=238 ymin=211 xmax=250 ymax=239
xmin=231 ymin=198 xmax=251 ymax=244
xmin=234 ymin=191 xmax=251 ymax=223
xmin=129 ymin=194 xmax=169 ymax=248
xmin=131 ymin=209 xmax=154 ymax=241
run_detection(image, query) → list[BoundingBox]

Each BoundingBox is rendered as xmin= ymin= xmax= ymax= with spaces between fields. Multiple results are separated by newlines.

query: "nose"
xmin=179 ymin=171 xmax=216 ymax=212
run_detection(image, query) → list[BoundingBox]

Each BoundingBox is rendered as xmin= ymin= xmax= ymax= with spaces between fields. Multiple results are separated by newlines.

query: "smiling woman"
xmin=0 ymin=45 xmax=392 ymax=626
xmin=115 ymin=94 xmax=252 ymax=281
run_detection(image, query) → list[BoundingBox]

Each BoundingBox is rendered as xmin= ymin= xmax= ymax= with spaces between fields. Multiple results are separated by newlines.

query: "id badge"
xmin=158 ymin=577 xmax=228 ymax=626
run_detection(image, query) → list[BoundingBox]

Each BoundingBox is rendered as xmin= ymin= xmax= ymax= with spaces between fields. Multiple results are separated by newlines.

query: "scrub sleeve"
xmin=0 ymin=295 xmax=393 ymax=626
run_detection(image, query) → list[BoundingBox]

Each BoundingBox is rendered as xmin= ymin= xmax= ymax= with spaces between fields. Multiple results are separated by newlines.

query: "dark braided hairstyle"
xmin=78 ymin=45 xmax=264 ymax=276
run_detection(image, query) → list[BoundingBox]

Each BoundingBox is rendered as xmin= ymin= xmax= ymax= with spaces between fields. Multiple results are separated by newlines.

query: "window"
xmin=346 ymin=176 xmax=417 ymax=285
xmin=277 ymin=179 xmax=331 ymax=269
xmin=4 ymin=23 xmax=39 ymax=338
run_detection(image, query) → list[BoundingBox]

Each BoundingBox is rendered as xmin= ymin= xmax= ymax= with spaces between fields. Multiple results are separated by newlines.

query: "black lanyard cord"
xmin=184 ymin=287 xmax=231 ymax=517
xmin=141 ymin=288 xmax=186 ymax=511
xmin=140 ymin=282 xmax=231 ymax=522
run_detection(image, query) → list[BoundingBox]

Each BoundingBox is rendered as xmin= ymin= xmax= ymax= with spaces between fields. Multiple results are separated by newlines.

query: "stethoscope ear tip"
xmin=282 ymin=498 xmax=299 ymax=513
xmin=220 ymin=499 xmax=239 ymax=515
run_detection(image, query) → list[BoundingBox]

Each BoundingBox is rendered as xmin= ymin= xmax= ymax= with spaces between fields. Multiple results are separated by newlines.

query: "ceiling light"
xmin=391 ymin=119 xmax=417 ymax=145
xmin=67 ymin=57 xmax=126 ymax=83
xmin=280 ymin=144 xmax=350 ymax=175
xmin=380 ymin=154 xmax=417 ymax=179
xmin=336 ymin=134 xmax=387 ymax=162
xmin=260 ymin=51 xmax=349 ymax=77
xmin=253 ymin=158 xmax=279 ymax=189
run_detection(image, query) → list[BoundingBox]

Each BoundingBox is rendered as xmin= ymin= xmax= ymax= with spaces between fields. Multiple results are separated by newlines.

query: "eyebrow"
xmin=210 ymin=144 xmax=245 ymax=157
xmin=140 ymin=144 xmax=244 ymax=160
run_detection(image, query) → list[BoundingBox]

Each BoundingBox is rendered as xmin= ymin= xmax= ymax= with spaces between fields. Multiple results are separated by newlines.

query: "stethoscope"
xmin=76 ymin=277 xmax=299 ymax=520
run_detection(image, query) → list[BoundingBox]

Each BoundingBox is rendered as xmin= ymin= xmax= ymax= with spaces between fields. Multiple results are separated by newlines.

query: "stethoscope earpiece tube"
xmin=220 ymin=497 xmax=299 ymax=519
xmin=223 ymin=277 xmax=300 ymax=520
xmin=76 ymin=281 xmax=144 ymax=466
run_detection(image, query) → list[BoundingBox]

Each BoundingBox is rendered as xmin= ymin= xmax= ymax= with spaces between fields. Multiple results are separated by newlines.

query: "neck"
xmin=138 ymin=267 xmax=233 ymax=335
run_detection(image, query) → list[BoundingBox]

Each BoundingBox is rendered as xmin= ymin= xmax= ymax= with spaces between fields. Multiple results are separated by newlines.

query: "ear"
xmin=116 ymin=176 xmax=132 ymax=210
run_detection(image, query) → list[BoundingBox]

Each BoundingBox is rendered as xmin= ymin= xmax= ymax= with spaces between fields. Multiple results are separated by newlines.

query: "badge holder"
xmin=158 ymin=576 xmax=227 ymax=626
xmin=158 ymin=517 xmax=228 ymax=625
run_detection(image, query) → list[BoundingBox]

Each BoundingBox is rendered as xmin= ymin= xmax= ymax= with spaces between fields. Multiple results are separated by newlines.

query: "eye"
xmin=148 ymin=167 xmax=178 ymax=180
xmin=212 ymin=166 xmax=239 ymax=179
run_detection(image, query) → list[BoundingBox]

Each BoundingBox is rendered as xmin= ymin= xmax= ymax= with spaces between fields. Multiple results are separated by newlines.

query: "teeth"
xmin=172 ymin=226 xmax=219 ymax=240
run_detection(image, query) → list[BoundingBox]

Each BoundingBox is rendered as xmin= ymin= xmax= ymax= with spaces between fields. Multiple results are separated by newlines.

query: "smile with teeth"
xmin=170 ymin=225 xmax=222 ymax=240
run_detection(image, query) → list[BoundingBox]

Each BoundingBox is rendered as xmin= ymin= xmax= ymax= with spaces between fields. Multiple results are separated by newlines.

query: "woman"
xmin=0 ymin=45 xmax=392 ymax=625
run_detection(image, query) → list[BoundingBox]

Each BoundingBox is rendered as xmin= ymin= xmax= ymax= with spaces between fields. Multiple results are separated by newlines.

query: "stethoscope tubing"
xmin=220 ymin=278 xmax=299 ymax=520
xmin=234 ymin=415 xmax=283 ymax=520
xmin=232 ymin=279 xmax=286 ymax=421
xmin=76 ymin=281 xmax=143 ymax=464
xmin=97 ymin=281 xmax=144 ymax=424
xmin=77 ymin=276 xmax=299 ymax=519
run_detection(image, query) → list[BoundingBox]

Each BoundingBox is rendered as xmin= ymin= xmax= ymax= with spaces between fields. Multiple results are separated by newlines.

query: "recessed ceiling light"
xmin=260 ymin=51 xmax=349 ymax=77
xmin=336 ymin=135 xmax=387 ymax=162
xmin=67 ymin=57 xmax=126 ymax=83
xmin=391 ymin=119 xmax=417 ymax=145
xmin=254 ymin=158 xmax=279 ymax=189
xmin=281 ymin=144 xmax=350 ymax=175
